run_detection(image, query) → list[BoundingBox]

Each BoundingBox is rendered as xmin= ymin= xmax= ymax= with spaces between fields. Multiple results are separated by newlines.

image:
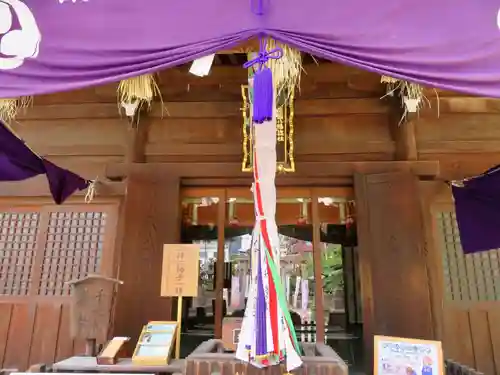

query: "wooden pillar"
xmin=214 ymin=190 xmax=227 ymax=338
xmin=311 ymin=190 xmax=325 ymax=343
xmin=355 ymin=171 xmax=433 ymax=372
xmin=125 ymin=110 xmax=150 ymax=164
xmin=112 ymin=169 xmax=180 ymax=351
xmin=388 ymin=96 xmax=418 ymax=161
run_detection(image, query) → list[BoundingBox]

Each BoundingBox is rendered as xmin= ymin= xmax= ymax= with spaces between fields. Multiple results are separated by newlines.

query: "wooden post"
xmin=112 ymin=171 xmax=180 ymax=346
xmin=388 ymin=95 xmax=418 ymax=161
xmin=176 ymin=296 xmax=183 ymax=359
xmin=355 ymin=171 xmax=434 ymax=373
xmin=215 ymin=190 xmax=227 ymax=338
xmin=125 ymin=109 xmax=150 ymax=165
xmin=311 ymin=190 xmax=325 ymax=343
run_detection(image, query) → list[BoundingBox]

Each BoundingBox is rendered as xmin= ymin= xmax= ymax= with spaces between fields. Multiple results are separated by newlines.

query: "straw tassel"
xmin=85 ymin=179 xmax=97 ymax=203
xmin=252 ymin=66 xmax=274 ymax=124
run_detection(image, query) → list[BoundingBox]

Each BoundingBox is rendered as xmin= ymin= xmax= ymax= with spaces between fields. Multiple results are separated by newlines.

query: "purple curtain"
xmin=452 ymin=166 xmax=500 ymax=254
xmin=0 ymin=0 xmax=499 ymax=97
xmin=0 ymin=121 xmax=88 ymax=204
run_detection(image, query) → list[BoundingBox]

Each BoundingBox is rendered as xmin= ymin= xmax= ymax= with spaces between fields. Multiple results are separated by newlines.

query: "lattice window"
xmin=0 ymin=212 xmax=39 ymax=296
xmin=436 ymin=211 xmax=500 ymax=302
xmin=38 ymin=211 xmax=106 ymax=296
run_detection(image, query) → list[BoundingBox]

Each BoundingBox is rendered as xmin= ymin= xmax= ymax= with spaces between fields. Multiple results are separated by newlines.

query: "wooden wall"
xmin=1 ymin=61 xmax=500 ymax=371
xmin=13 ymin=63 xmax=392 ymax=169
xmin=0 ymin=301 xmax=85 ymax=370
xmin=420 ymin=189 xmax=500 ymax=375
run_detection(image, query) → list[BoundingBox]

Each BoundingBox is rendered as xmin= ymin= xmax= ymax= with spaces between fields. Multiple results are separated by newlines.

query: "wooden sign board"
xmin=161 ymin=244 xmax=199 ymax=297
xmin=374 ymin=335 xmax=444 ymax=375
xmin=132 ymin=321 xmax=178 ymax=366
xmin=241 ymin=84 xmax=296 ymax=173
xmin=222 ymin=317 xmax=243 ymax=351
xmin=67 ymin=275 xmax=122 ymax=342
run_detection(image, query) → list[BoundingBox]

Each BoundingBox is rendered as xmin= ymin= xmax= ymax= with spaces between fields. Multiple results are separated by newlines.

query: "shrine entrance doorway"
xmin=179 ymin=186 xmax=362 ymax=360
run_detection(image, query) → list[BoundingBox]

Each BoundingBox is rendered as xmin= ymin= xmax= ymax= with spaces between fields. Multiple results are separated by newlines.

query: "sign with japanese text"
xmin=161 ymin=244 xmax=199 ymax=297
xmin=222 ymin=317 xmax=243 ymax=351
xmin=374 ymin=335 xmax=444 ymax=375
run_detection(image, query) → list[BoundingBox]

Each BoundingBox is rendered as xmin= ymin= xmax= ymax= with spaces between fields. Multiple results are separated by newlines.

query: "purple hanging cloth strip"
xmin=0 ymin=120 xmax=89 ymax=204
xmin=243 ymin=0 xmax=283 ymax=124
xmin=452 ymin=165 xmax=500 ymax=254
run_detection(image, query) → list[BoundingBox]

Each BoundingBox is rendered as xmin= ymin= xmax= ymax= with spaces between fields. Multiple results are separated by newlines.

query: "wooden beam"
xmin=33 ymin=80 xmax=386 ymax=106
xmin=419 ymin=141 xmax=500 ymax=154
xmin=387 ymin=96 xmax=417 ymax=161
xmin=218 ymin=38 xmax=258 ymax=54
xmin=0 ymin=177 xmax=125 ymax=198
xmin=17 ymin=98 xmax=388 ymax=120
xmin=105 ymin=161 xmax=440 ymax=180
xmin=181 ymin=177 xmax=354 ymax=187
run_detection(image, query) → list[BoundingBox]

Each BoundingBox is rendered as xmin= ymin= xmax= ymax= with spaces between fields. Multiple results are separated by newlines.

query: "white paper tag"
xmin=189 ymin=54 xmax=215 ymax=77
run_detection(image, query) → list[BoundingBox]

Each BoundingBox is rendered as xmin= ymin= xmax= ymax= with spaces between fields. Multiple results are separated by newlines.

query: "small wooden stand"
xmin=67 ymin=275 xmax=123 ymax=356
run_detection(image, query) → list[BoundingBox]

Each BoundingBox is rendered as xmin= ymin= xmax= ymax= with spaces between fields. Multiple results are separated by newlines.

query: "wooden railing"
xmin=445 ymin=360 xmax=484 ymax=375
xmin=185 ymin=341 xmax=348 ymax=375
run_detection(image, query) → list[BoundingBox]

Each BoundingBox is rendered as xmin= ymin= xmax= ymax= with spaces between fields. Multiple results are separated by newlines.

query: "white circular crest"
xmin=0 ymin=0 xmax=41 ymax=70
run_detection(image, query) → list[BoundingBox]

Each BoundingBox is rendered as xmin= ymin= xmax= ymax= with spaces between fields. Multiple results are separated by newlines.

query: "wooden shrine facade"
xmin=0 ymin=58 xmax=500 ymax=374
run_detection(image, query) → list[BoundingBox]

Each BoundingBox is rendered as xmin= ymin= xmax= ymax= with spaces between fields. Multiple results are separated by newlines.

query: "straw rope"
xmin=0 ymin=97 xmax=33 ymax=123
xmin=264 ymin=39 xmax=302 ymax=100
xmin=85 ymin=179 xmax=97 ymax=203
xmin=117 ymin=74 xmax=163 ymax=115
xmin=380 ymin=75 xmax=439 ymax=123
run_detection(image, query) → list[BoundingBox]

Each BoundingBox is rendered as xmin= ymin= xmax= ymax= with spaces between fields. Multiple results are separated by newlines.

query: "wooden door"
xmin=355 ymin=172 xmax=434 ymax=367
xmin=0 ymin=200 xmax=119 ymax=370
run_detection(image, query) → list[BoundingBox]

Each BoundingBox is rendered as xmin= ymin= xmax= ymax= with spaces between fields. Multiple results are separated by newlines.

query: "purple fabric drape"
xmin=452 ymin=166 xmax=500 ymax=254
xmin=0 ymin=0 xmax=500 ymax=97
xmin=0 ymin=121 xmax=88 ymax=204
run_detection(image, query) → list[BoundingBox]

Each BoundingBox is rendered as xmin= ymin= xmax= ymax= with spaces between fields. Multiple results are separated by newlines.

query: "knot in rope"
xmin=243 ymin=45 xmax=283 ymax=71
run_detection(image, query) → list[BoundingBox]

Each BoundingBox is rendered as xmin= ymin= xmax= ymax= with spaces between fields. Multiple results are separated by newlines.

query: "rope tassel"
xmin=243 ymin=37 xmax=282 ymax=125
xmin=252 ymin=66 xmax=274 ymax=123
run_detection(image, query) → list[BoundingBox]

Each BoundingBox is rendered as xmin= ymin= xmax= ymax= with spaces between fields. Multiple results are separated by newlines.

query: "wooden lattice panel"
xmin=38 ymin=211 xmax=106 ymax=296
xmin=436 ymin=211 xmax=500 ymax=302
xmin=0 ymin=212 xmax=39 ymax=295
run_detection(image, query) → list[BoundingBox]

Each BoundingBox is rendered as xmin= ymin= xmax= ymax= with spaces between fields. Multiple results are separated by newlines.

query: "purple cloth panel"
xmin=1 ymin=0 xmax=500 ymax=97
xmin=452 ymin=166 xmax=500 ymax=254
xmin=0 ymin=121 xmax=88 ymax=204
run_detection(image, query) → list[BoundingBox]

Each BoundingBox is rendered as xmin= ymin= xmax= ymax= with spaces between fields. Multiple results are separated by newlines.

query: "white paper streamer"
xmin=293 ymin=276 xmax=301 ymax=308
xmin=301 ymin=279 xmax=309 ymax=311
xmin=236 ymin=79 xmax=302 ymax=371
xmin=230 ymin=275 xmax=241 ymax=309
